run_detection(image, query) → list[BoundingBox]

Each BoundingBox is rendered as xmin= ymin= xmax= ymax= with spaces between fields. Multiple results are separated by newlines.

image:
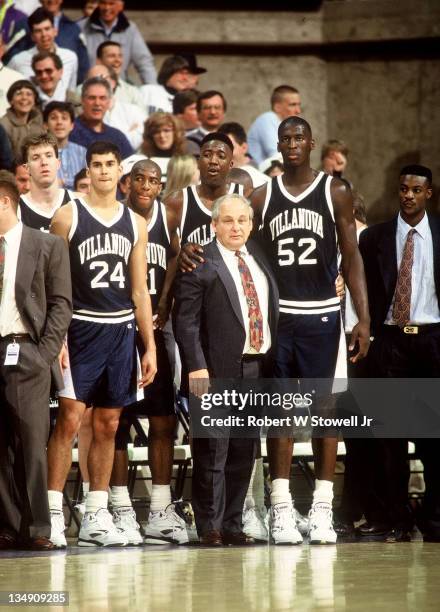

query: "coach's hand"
xmin=139 ymin=348 xmax=157 ymax=387
xmin=189 ymin=369 xmax=210 ymax=398
xmin=179 ymin=242 xmax=204 ymax=272
xmin=59 ymin=342 xmax=69 ymax=372
xmin=349 ymin=321 xmax=370 ymax=363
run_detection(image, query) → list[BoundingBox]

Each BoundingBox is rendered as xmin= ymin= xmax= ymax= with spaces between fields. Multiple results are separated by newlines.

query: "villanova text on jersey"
xmin=261 ymin=172 xmax=340 ymax=316
xmin=146 ymin=201 xmax=172 ymax=311
xmin=69 ymin=199 xmax=138 ymax=324
xmin=180 ymin=183 xmax=244 ymax=246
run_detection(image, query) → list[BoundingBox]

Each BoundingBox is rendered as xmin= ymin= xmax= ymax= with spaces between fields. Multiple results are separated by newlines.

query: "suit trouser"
xmin=363 ymin=325 xmax=440 ymax=531
xmin=0 ymin=337 xmax=51 ymax=539
xmin=192 ymin=357 xmax=261 ymax=536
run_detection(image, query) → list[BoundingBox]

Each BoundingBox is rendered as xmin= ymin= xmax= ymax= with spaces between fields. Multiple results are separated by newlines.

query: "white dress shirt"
xmin=8 ymin=45 xmax=78 ymax=91
xmin=216 ymin=239 xmax=271 ymax=354
xmin=0 ymin=222 xmax=27 ymax=336
xmin=386 ymin=213 xmax=440 ymax=325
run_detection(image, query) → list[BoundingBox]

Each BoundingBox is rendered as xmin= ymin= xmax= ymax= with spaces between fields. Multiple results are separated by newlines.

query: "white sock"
xmin=313 ymin=479 xmax=334 ymax=505
xmin=150 ymin=484 xmax=171 ymax=513
xmin=111 ymin=486 xmax=132 ymax=510
xmin=48 ymin=490 xmax=63 ymax=513
xmin=82 ymin=481 xmax=89 ymax=500
xmin=270 ymin=478 xmax=291 ymax=506
xmin=245 ymin=458 xmax=265 ymax=510
xmin=85 ymin=490 xmax=108 ymax=514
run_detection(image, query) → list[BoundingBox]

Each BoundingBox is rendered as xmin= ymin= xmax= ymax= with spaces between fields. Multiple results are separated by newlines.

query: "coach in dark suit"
xmin=174 ymin=193 xmax=278 ymax=546
xmin=358 ymin=164 xmax=440 ymax=542
xmin=0 ymin=172 xmax=72 ymax=550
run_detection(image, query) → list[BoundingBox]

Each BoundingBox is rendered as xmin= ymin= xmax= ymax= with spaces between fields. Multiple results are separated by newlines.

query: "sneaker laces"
xmin=94 ymin=508 xmax=116 ymax=531
xmin=309 ymin=503 xmax=333 ymax=530
xmin=164 ymin=503 xmax=186 ymax=531
xmin=114 ymin=508 xmax=140 ymax=530
xmin=271 ymin=503 xmax=294 ymax=533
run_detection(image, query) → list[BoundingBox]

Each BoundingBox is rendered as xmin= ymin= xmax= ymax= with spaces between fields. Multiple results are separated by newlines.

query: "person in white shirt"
xmin=7 ymin=8 xmax=78 ymax=90
xmin=95 ymin=40 xmax=144 ymax=110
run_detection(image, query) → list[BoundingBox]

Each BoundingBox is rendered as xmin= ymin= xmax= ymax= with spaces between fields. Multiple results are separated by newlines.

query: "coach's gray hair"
xmin=81 ymin=76 xmax=112 ymax=99
xmin=211 ymin=193 xmax=254 ymax=221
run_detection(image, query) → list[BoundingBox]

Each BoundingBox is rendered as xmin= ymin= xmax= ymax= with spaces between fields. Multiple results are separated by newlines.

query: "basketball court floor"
xmin=1 ymin=541 xmax=439 ymax=611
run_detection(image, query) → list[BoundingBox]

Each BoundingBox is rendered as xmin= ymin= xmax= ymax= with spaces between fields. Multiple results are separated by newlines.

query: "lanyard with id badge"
xmin=4 ymin=340 xmax=20 ymax=366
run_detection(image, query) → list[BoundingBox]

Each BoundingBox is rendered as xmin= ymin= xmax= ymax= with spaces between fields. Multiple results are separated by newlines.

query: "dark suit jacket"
xmin=359 ymin=213 xmax=440 ymax=336
xmin=15 ymin=226 xmax=72 ymax=389
xmin=174 ymin=238 xmax=279 ymax=378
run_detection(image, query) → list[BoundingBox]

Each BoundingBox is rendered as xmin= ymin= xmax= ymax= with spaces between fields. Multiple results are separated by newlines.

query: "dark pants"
xmin=192 ymin=357 xmax=260 ymax=536
xmin=0 ymin=336 xmax=51 ymax=540
xmin=363 ymin=325 xmax=440 ymax=533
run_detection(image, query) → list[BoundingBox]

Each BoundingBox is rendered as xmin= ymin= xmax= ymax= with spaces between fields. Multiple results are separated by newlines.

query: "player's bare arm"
xmin=332 ymin=178 xmax=370 ymax=362
xmin=165 ymin=189 xmax=205 ymax=272
xmin=155 ymin=225 xmax=180 ymax=329
xmin=130 ymin=214 xmax=157 ymax=387
xmin=50 ymin=203 xmax=74 ymax=244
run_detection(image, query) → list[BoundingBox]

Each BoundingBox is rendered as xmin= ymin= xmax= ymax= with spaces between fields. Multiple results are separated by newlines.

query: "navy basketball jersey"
xmin=179 ymin=182 xmax=244 ymax=246
xmin=69 ymin=199 xmax=137 ymax=323
xmin=147 ymin=200 xmax=172 ymax=310
xmin=19 ymin=189 xmax=73 ymax=232
xmin=260 ymin=172 xmax=339 ymax=315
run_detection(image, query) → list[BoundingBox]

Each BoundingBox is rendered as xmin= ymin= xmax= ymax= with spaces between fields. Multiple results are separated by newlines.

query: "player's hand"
xmin=154 ymin=299 xmax=171 ymax=330
xmin=335 ymin=274 xmax=345 ymax=300
xmin=178 ymin=242 xmax=204 ymax=273
xmin=139 ymin=347 xmax=157 ymax=388
xmin=58 ymin=342 xmax=69 ymax=372
xmin=348 ymin=321 xmax=370 ymax=363
xmin=189 ymin=369 xmax=210 ymax=398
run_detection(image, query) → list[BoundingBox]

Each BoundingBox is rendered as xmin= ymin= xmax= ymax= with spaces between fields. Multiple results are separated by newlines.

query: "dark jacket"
xmin=359 ymin=213 xmax=440 ymax=336
xmin=174 ymin=238 xmax=279 ymax=378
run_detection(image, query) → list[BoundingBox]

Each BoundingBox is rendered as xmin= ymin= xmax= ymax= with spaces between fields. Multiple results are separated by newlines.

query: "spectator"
xmin=0 ymin=0 xmax=26 ymax=46
xmin=247 ymin=85 xmax=301 ymax=165
xmin=141 ymin=55 xmax=206 ymax=116
xmin=6 ymin=8 xmax=78 ymax=89
xmin=95 ymin=40 xmax=144 ymax=109
xmin=82 ymin=0 xmax=97 ymax=19
xmin=0 ymin=34 xmax=25 ymax=116
xmin=73 ymin=166 xmax=90 ymax=193
xmin=0 ymin=79 xmax=43 ymax=159
xmin=12 ymin=156 xmax=30 ymax=192
xmin=6 ymin=0 xmax=90 ymax=83
xmin=78 ymin=0 xmax=157 ymax=85
xmin=0 ymin=122 xmax=13 ymax=169
xmin=187 ymin=90 xmax=226 ymax=145
xmin=261 ymin=157 xmax=284 ymax=178
xmin=321 ymin=138 xmax=349 ymax=178
xmin=140 ymin=112 xmax=197 ymax=159
xmin=11 ymin=0 xmax=39 ymax=15
xmin=85 ymin=63 xmax=146 ymax=150
xmin=162 ymin=154 xmax=199 ymax=200
xmin=43 ymin=100 xmax=86 ymax=189
xmin=31 ymin=50 xmax=80 ymax=111
xmin=69 ymin=76 xmax=133 ymax=158
xmin=173 ymin=89 xmax=200 ymax=132
xmin=218 ymin=121 xmax=269 ymax=189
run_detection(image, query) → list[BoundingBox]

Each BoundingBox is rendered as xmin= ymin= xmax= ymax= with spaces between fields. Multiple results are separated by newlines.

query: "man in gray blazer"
xmin=174 ymin=194 xmax=279 ymax=546
xmin=0 ymin=171 xmax=72 ymax=551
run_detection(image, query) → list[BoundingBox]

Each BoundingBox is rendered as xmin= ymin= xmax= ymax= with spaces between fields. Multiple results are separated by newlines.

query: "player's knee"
xmin=94 ymin=413 xmax=121 ymax=439
xmin=149 ymin=416 xmax=176 ymax=441
xmin=54 ymin=408 xmax=83 ymax=440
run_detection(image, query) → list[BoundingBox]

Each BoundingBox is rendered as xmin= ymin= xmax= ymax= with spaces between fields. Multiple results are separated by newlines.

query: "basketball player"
xmin=47 ymin=141 xmax=157 ymax=548
xmin=252 ymin=116 xmax=370 ymax=544
xmin=111 ymin=159 xmax=188 ymax=544
xmin=19 ymin=133 xmax=76 ymax=232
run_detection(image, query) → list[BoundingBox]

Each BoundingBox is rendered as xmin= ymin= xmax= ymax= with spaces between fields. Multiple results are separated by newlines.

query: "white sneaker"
xmin=243 ymin=506 xmax=269 ymax=542
xmin=78 ymin=508 xmax=128 ymax=547
xmin=49 ymin=510 xmax=67 ymax=548
xmin=308 ymin=502 xmax=337 ymax=544
xmin=269 ymin=502 xmax=303 ymax=545
xmin=294 ymin=508 xmax=310 ymax=536
xmin=74 ymin=501 xmax=86 ymax=519
xmin=144 ymin=505 xmax=189 ymax=545
xmin=113 ymin=508 xmax=143 ymax=546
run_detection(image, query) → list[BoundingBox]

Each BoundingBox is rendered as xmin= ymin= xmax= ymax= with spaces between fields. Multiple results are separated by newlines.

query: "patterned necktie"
xmin=235 ymin=251 xmax=264 ymax=352
xmin=0 ymin=237 xmax=5 ymax=302
xmin=392 ymin=228 xmax=416 ymax=327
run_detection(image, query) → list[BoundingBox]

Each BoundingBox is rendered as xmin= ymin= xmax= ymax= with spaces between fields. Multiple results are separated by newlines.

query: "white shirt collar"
xmin=1 ymin=221 xmax=22 ymax=245
xmin=216 ymin=238 xmax=249 ymax=259
xmin=397 ymin=211 xmax=429 ymax=240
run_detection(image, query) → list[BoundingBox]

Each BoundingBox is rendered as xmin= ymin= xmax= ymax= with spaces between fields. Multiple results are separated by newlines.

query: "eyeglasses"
xmin=35 ymin=68 xmax=55 ymax=76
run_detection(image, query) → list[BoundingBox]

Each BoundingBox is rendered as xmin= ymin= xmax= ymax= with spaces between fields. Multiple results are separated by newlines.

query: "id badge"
xmin=4 ymin=342 xmax=20 ymax=366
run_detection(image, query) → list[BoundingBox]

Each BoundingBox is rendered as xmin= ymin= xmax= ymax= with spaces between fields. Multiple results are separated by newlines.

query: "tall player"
xmin=110 ymin=159 xmax=188 ymax=544
xmin=47 ymin=141 xmax=157 ymax=548
xmin=253 ymin=116 xmax=370 ymax=544
xmin=19 ymin=133 xmax=75 ymax=232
